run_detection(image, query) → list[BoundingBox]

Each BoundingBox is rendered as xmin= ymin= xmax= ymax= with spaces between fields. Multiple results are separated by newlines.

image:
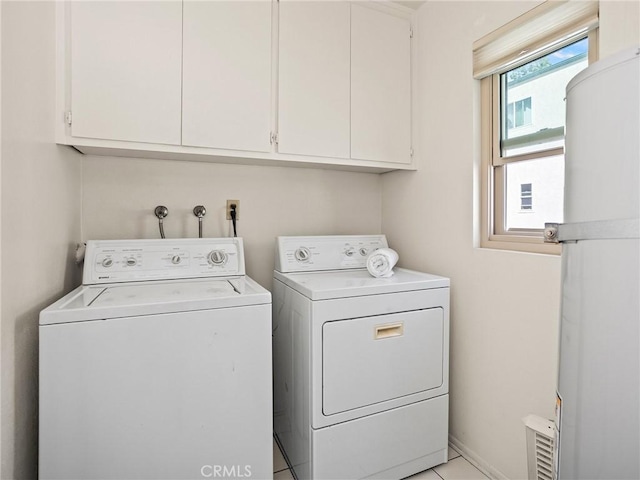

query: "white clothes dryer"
xmin=39 ymin=238 xmax=272 ymax=480
xmin=272 ymin=235 xmax=450 ymax=480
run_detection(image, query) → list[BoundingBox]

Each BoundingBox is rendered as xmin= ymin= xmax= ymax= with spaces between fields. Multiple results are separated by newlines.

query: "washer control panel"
xmin=275 ymin=235 xmax=388 ymax=273
xmin=83 ymin=238 xmax=245 ymax=285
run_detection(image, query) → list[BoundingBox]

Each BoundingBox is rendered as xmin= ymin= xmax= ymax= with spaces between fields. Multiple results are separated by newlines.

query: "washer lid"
xmin=274 ymin=267 xmax=449 ymax=300
xmin=40 ymin=276 xmax=270 ymax=325
xmin=92 ymin=279 xmax=236 ymax=307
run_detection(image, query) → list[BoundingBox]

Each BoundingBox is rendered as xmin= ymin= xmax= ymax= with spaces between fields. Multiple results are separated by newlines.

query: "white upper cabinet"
xmin=70 ymin=1 xmax=182 ymax=145
xmin=182 ymin=1 xmax=272 ymax=153
xmin=59 ymin=1 xmax=415 ymax=172
xmin=351 ymin=4 xmax=412 ymax=164
xmin=278 ymin=1 xmax=350 ymax=159
xmin=279 ymin=2 xmax=412 ymax=165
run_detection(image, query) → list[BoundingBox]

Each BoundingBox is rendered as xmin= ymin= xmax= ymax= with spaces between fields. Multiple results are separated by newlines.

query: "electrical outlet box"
xmin=226 ymin=200 xmax=239 ymax=220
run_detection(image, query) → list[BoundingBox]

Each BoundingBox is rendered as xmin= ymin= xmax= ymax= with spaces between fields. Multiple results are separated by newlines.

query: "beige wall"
xmin=0 ymin=2 xmax=3 ymax=470
xmin=382 ymin=1 xmax=639 ymax=478
xmin=600 ymin=0 xmax=640 ymax=58
xmin=81 ymin=158 xmax=382 ymax=290
xmin=1 ymin=2 xmax=83 ymax=478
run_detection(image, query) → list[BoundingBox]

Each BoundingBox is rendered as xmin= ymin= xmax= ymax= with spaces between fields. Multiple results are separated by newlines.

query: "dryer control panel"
xmin=83 ymin=238 xmax=245 ymax=284
xmin=275 ymin=235 xmax=388 ymax=273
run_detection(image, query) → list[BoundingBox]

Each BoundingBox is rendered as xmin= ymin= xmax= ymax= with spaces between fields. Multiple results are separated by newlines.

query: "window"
xmin=507 ymin=97 xmax=532 ymax=129
xmin=520 ymin=183 xmax=532 ymax=210
xmin=501 ymin=39 xmax=588 ymax=160
xmin=475 ymin=1 xmax=598 ymax=254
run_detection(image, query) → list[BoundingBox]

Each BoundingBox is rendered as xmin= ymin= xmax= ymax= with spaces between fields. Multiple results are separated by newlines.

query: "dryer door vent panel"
xmin=322 ymin=308 xmax=444 ymax=415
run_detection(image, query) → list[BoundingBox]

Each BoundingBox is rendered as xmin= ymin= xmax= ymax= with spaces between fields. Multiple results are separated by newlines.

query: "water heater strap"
xmin=545 ymin=219 xmax=639 ymax=243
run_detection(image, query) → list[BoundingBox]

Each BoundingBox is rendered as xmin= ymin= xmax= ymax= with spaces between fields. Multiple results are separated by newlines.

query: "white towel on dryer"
xmin=366 ymin=248 xmax=399 ymax=278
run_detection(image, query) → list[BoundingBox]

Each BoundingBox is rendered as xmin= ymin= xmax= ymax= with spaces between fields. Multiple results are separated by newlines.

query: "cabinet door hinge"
xmin=410 ymin=147 xmax=414 ymax=157
xmin=409 ymin=26 xmax=413 ymax=38
xmin=65 ymin=111 xmax=72 ymax=126
xmin=270 ymin=131 xmax=279 ymax=145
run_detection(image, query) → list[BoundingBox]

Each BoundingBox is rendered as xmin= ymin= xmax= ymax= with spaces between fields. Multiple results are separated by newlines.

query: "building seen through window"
xmin=507 ymin=97 xmax=532 ymax=129
xmin=520 ymin=183 xmax=532 ymax=210
xmin=502 ymin=38 xmax=589 ymax=231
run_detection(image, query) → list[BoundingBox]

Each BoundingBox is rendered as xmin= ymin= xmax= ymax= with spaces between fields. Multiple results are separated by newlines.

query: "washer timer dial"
xmin=208 ymin=250 xmax=227 ymax=266
xmin=294 ymin=247 xmax=311 ymax=262
xmin=101 ymin=258 xmax=114 ymax=268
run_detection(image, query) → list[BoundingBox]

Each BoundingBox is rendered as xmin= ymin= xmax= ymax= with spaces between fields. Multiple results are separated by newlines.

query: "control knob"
xmin=344 ymin=247 xmax=356 ymax=257
xmin=294 ymin=247 xmax=311 ymax=262
xmin=208 ymin=250 xmax=227 ymax=266
xmin=125 ymin=257 xmax=137 ymax=267
xmin=101 ymin=257 xmax=113 ymax=268
xmin=171 ymin=255 xmax=181 ymax=265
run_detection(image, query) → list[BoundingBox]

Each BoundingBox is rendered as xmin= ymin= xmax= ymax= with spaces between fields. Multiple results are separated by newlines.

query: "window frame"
xmin=479 ymin=27 xmax=598 ymax=255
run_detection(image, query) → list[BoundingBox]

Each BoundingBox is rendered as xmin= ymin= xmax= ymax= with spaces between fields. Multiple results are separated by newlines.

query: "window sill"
xmin=481 ymin=234 xmax=561 ymax=255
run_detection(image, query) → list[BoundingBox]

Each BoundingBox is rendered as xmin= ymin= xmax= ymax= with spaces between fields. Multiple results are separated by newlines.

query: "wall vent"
xmin=523 ymin=414 xmax=555 ymax=480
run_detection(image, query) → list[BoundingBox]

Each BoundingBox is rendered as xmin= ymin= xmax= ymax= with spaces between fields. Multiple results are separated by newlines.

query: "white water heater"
xmin=553 ymin=47 xmax=639 ymax=479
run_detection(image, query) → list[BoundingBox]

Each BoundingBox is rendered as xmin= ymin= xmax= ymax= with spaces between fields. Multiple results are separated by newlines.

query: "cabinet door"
xmin=351 ymin=5 xmax=411 ymax=164
xmin=70 ymin=1 xmax=182 ymax=145
xmin=278 ymin=1 xmax=350 ymax=159
xmin=182 ymin=1 xmax=272 ymax=153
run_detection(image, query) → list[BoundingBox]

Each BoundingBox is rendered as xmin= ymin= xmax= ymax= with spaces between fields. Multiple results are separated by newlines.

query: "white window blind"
xmin=473 ymin=0 xmax=598 ymax=79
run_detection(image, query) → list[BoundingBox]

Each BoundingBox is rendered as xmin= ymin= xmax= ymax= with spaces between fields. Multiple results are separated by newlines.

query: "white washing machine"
xmin=272 ymin=235 xmax=450 ymax=479
xmin=39 ymin=238 xmax=272 ymax=480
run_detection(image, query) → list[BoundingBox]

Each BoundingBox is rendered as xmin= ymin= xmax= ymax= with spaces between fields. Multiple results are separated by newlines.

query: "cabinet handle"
xmin=375 ymin=323 xmax=403 ymax=340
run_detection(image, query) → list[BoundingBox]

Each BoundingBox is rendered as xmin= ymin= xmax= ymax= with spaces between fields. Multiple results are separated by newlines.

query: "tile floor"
xmin=273 ymin=439 xmax=488 ymax=480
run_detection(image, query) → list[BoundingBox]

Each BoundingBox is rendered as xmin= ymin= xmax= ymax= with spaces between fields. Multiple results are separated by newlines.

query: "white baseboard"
xmin=448 ymin=434 xmax=509 ymax=480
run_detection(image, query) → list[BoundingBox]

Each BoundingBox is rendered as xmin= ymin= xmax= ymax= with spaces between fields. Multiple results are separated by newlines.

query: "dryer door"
xmin=322 ymin=308 xmax=443 ymax=415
